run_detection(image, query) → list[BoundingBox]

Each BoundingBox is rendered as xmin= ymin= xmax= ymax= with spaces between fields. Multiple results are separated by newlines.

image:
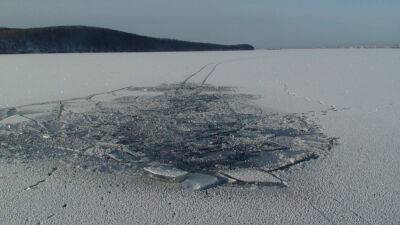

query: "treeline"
xmin=0 ymin=26 xmax=254 ymax=54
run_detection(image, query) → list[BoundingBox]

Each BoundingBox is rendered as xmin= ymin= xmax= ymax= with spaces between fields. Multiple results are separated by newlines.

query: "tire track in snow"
xmin=201 ymin=63 xmax=221 ymax=85
xmin=181 ymin=63 xmax=212 ymax=84
xmin=182 ymin=55 xmax=272 ymax=86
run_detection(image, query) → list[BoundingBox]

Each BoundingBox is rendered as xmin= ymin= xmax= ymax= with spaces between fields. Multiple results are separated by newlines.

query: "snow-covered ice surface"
xmin=1 ymin=49 xmax=400 ymax=224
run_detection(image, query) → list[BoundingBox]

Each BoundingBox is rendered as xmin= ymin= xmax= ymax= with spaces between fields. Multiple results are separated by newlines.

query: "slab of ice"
xmin=89 ymin=89 xmax=154 ymax=103
xmin=63 ymin=99 xmax=96 ymax=114
xmin=0 ymin=114 xmax=32 ymax=125
xmin=144 ymin=165 xmax=189 ymax=181
xmin=215 ymin=173 xmax=238 ymax=184
xmin=0 ymin=107 xmax=16 ymax=120
xmin=219 ymin=168 xmax=282 ymax=185
xmin=246 ymin=149 xmax=316 ymax=172
xmin=90 ymin=93 xmax=120 ymax=103
xmin=113 ymin=89 xmax=161 ymax=98
xmin=16 ymin=103 xmax=60 ymax=120
xmin=106 ymin=150 xmax=125 ymax=162
xmin=182 ymin=173 xmax=223 ymax=191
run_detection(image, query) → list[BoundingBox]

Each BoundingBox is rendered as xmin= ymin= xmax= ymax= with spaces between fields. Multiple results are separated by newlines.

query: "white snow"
xmin=1 ymin=49 xmax=400 ymax=224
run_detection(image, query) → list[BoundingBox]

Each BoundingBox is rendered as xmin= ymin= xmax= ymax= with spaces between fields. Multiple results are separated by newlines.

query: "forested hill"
xmin=0 ymin=26 xmax=254 ymax=54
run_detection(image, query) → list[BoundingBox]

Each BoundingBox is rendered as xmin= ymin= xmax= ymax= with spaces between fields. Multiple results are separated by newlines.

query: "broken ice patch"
xmin=0 ymin=83 xmax=337 ymax=190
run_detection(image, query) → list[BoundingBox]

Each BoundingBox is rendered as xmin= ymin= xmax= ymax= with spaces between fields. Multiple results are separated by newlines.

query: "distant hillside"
xmin=0 ymin=26 xmax=254 ymax=54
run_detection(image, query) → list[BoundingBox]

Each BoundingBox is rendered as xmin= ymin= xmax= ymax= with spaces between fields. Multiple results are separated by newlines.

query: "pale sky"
xmin=1 ymin=0 xmax=399 ymax=48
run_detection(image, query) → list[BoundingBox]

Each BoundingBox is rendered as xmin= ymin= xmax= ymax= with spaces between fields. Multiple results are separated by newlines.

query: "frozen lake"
xmin=0 ymin=49 xmax=399 ymax=224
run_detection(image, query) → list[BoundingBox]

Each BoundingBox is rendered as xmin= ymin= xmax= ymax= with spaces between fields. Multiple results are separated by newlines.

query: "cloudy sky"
xmin=1 ymin=0 xmax=399 ymax=48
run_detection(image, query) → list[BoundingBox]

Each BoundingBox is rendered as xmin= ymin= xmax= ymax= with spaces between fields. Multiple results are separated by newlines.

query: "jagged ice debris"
xmin=0 ymin=83 xmax=337 ymax=190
